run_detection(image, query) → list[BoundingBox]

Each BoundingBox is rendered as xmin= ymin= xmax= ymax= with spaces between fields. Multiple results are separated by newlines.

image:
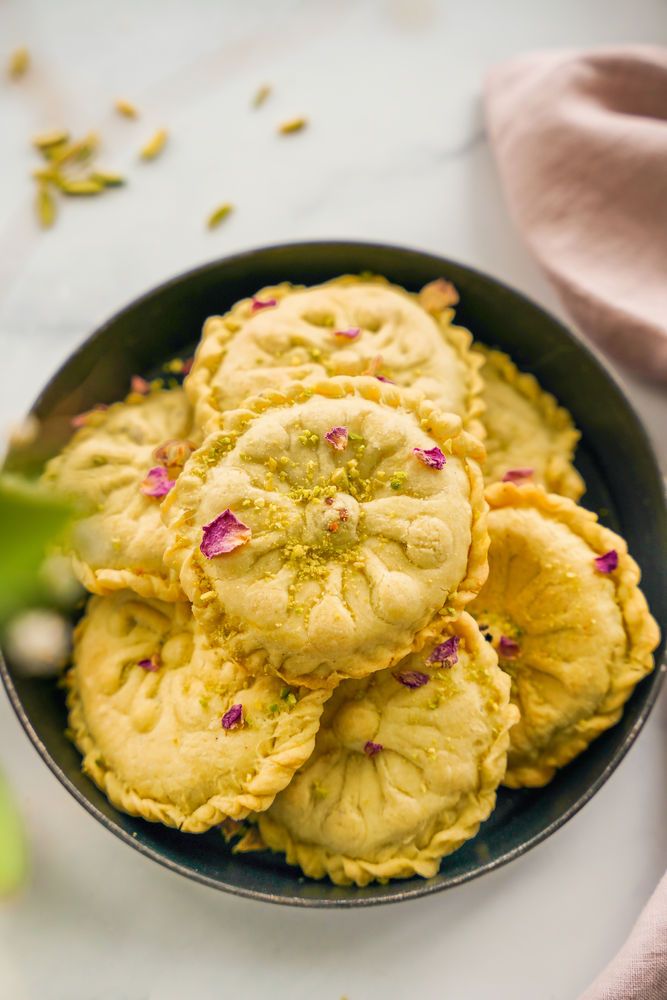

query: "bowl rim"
xmin=2 ymin=238 xmax=665 ymax=908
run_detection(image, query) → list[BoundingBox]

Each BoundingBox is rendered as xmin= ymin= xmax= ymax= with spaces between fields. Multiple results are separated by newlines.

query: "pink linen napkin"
xmin=484 ymin=46 xmax=667 ymax=382
xmin=579 ymin=870 xmax=667 ymax=1000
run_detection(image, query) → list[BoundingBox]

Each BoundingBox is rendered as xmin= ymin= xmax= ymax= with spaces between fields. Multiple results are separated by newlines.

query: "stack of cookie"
xmin=43 ymin=276 xmax=659 ymax=886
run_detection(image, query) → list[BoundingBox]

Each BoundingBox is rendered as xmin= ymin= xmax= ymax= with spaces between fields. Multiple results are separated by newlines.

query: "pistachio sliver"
xmin=8 ymin=47 xmax=29 ymax=80
xmin=32 ymin=129 xmax=70 ymax=151
xmin=90 ymin=170 xmax=125 ymax=187
xmin=36 ymin=184 xmax=56 ymax=228
xmin=252 ymin=84 xmax=271 ymax=108
xmin=140 ymin=128 xmax=168 ymax=160
xmin=278 ymin=116 xmax=308 ymax=135
xmin=59 ymin=178 xmax=104 ymax=196
xmin=207 ymin=202 xmax=234 ymax=229
xmin=115 ymin=98 xmax=138 ymax=119
xmin=51 ymin=132 xmax=99 ymax=167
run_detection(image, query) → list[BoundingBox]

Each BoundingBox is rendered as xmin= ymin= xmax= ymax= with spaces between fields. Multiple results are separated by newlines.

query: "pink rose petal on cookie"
xmin=498 ymin=635 xmax=520 ymax=659
xmin=502 ymin=468 xmax=534 ymax=484
xmin=426 ymin=636 xmax=459 ymax=667
xmin=413 ymin=446 xmax=446 ymax=470
xmin=140 ymin=466 xmax=175 ymax=498
xmin=131 ymin=375 xmax=151 ymax=394
xmin=594 ymin=549 xmax=618 ymax=573
xmin=375 ymin=375 xmax=395 ymax=384
xmin=251 ymin=296 xmax=278 ymax=312
xmin=394 ymin=670 xmax=429 ymax=689
xmin=70 ymin=403 xmax=108 ymax=428
xmin=325 ymin=426 xmax=349 ymax=450
xmin=364 ymin=740 xmax=383 ymax=757
xmin=200 ymin=509 xmax=251 ymax=558
xmin=221 ymin=704 xmax=244 ymax=730
xmin=181 ymin=357 xmax=194 ymax=375
xmin=419 ymin=278 xmax=459 ymax=312
xmin=138 ymin=656 xmax=160 ymax=672
xmin=333 ymin=327 xmax=361 ymax=340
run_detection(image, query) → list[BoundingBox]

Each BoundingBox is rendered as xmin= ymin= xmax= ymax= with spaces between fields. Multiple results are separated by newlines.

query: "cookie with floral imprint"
xmin=184 ymin=274 xmax=484 ymax=438
xmin=66 ymin=592 xmax=328 ymax=832
xmin=42 ymin=385 xmax=197 ymax=601
xmin=162 ymin=377 xmax=488 ymax=688
xmin=258 ymin=613 xmax=517 ymax=886
xmin=469 ymin=482 xmax=659 ymax=788
xmin=473 ymin=344 xmax=585 ymax=499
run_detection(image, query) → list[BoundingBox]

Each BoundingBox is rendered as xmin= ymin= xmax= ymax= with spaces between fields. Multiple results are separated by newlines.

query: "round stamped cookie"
xmin=66 ymin=592 xmax=328 ymax=833
xmin=163 ymin=378 xmax=488 ymax=688
xmin=475 ymin=345 xmax=584 ymax=500
xmin=469 ymin=482 xmax=659 ymax=788
xmin=185 ymin=275 xmax=483 ymax=435
xmin=42 ymin=388 xmax=195 ymax=601
xmin=258 ymin=613 xmax=517 ymax=886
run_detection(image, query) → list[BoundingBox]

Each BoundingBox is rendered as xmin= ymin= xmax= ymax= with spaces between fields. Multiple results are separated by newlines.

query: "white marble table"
xmin=1 ymin=2 xmax=665 ymax=998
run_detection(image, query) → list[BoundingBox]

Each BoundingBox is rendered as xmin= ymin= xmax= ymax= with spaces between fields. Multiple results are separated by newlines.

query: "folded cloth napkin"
xmin=484 ymin=46 xmax=667 ymax=382
xmin=578 ymin=870 xmax=667 ymax=1000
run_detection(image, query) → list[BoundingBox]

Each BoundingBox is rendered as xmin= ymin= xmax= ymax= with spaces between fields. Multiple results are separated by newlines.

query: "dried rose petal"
xmin=325 ymin=426 xmax=349 ymax=450
xmin=426 ymin=636 xmax=459 ymax=667
xmin=251 ymin=296 xmax=278 ymax=312
xmin=364 ymin=740 xmax=383 ymax=757
xmin=140 ymin=466 xmax=175 ymax=498
xmin=394 ymin=670 xmax=429 ymax=689
xmin=333 ymin=328 xmax=361 ymax=340
xmin=131 ymin=375 xmax=151 ymax=394
xmin=138 ymin=656 xmax=159 ymax=672
xmin=502 ymin=468 xmax=534 ymax=484
xmin=200 ymin=509 xmax=251 ymax=558
xmin=413 ymin=446 xmax=446 ymax=470
xmin=498 ymin=635 xmax=520 ymax=659
xmin=222 ymin=703 xmax=244 ymax=730
xmin=375 ymin=375 xmax=395 ymax=384
xmin=181 ymin=357 xmax=194 ymax=375
xmin=419 ymin=278 xmax=459 ymax=312
xmin=70 ymin=403 xmax=108 ymax=428
xmin=153 ymin=438 xmax=197 ymax=469
xmin=594 ymin=549 xmax=618 ymax=573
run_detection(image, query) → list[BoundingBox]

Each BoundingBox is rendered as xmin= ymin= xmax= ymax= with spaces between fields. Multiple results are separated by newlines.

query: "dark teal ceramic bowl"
xmin=2 ymin=241 xmax=665 ymax=906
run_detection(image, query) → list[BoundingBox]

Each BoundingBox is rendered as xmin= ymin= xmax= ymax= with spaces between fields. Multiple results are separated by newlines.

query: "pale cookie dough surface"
xmin=185 ymin=275 xmax=483 ymax=435
xmin=469 ymin=483 xmax=659 ymax=788
xmin=163 ymin=378 xmax=488 ymax=688
xmin=475 ymin=346 xmax=585 ymax=500
xmin=66 ymin=592 xmax=328 ymax=832
xmin=258 ymin=613 xmax=517 ymax=886
xmin=42 ymin=389 xmax=194 ymax=601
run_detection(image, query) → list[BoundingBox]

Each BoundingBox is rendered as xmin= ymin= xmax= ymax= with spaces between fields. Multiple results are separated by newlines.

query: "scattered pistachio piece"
xmin=114 ymin=98 xmax=138 ymax=119
xmin=207 ymin=202 xmax=234 ymax=229
xmin=140 ymin=128 xmax=168 ymax=160
xmin=252 ymin=83 xmax=271 ymax=108
xmin=58 ymin=178 xmax=104 ymax=196
xmin=90 ymin=170 xmax=125 ymax=187
xmin=32 ymin=129 xmax=70 ymax=151
xmin=8 ymin=47 xmax=29 ymax=80
xmin=278 ymin=116 xmax=308 ymax=135
xmin=35 ymin=184 xmax=56 ymax=228
xmin=51 ymin=132 xmax=99 ymax=168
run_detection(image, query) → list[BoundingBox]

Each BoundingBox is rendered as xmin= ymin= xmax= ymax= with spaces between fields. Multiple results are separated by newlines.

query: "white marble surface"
xmin=0 ymin=2 xmax=665 ymax=999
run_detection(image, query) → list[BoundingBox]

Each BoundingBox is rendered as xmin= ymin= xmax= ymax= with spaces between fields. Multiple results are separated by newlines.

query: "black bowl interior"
xmin=2 ymin=241 xmax=666 ymax=907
